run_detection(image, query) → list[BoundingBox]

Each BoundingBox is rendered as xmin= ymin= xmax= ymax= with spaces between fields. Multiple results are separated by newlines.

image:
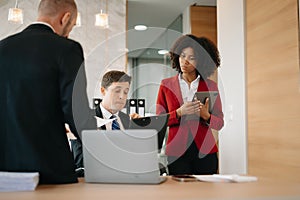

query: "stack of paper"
xmin=0 ymin=171 xmax=39 ymax=192
xmin=193 ymin=174 xmax=258 ymax=183
xmin=95 ymin=116 xmax=115 ymax=128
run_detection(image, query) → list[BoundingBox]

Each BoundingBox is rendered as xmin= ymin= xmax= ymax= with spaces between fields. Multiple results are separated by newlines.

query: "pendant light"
xmin=8 ymin=0 xmax=23 ymax=24
xmin=95 ymin=0 xmax=109 ymax=28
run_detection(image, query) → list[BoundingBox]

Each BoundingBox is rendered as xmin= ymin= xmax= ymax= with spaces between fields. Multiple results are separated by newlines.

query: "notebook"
xmin=129 ymin=114 xmax=169 ymax=151
xmin=82 ymin=129 xmax=167 ymax=184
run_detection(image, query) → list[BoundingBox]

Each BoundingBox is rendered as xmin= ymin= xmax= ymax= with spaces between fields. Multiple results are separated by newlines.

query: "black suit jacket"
xmin=0 ymin=24 xmax=95 ymax=184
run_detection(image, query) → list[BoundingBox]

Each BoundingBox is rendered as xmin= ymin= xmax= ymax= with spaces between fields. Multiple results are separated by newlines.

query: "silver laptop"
xmin=82 ymin=129 xmax=167 ymax=184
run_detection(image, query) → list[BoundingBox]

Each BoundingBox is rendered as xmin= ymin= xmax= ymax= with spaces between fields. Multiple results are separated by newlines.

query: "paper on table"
xmin=95 ymin=116 xmax=115 ymax=127
xmin=193 ymin=174 xmax=258 ymax=183
xmin=0 ymin=171 xmax=39 ymax=192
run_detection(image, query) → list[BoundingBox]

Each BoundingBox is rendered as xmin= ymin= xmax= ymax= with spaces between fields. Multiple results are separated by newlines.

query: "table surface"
xmin=1 ymin=176 xmax=300 ymax=200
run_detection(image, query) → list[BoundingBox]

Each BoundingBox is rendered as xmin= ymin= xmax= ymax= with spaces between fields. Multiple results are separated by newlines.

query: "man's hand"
xmin=129 ymin=113 xmax=140 ymax=119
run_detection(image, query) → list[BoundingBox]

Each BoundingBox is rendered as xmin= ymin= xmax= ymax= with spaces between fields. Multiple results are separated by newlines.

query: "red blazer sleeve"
xmin=204 ymin=79 xmax=224 ymax=131
xmin=156 ymin=77 xmax=182 ymax=126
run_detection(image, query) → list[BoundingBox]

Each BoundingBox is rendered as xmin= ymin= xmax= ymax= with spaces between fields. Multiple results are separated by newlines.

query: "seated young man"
xmin=70 ymin=70 xmax=138 ymax=176
xmin=95 ymin=70 xmax=136 ymax=130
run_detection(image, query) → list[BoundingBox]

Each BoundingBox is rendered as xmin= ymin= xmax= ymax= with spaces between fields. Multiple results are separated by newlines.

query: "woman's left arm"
xmin=208 ymin=93 xmax=224 ymax=130
xmin=196 ymin=90 xmax=224 ymax=130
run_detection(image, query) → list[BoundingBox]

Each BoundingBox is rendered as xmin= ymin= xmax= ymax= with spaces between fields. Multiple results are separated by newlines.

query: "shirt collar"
xmin=178 ymin=73 xmax=201 ymax=84
xmin=100 ymin=103 xmax=119 ymax=119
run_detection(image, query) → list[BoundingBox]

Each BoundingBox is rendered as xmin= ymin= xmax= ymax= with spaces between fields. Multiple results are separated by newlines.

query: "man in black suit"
xmin=0 ymin=0 xmax=95 ymax=184
xmin=70 ymin=70 xmax=137 ymax=172
xmin=95 ymin=70 xmax=133 ymax=130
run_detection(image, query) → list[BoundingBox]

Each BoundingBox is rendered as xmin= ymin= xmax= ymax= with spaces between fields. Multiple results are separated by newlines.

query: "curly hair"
xmin=169 ymin=34 xmax=220 ymax=79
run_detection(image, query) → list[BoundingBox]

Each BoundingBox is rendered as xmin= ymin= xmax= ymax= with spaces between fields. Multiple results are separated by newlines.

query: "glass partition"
xmin=127 ymin=15 xmax=183 ymax=115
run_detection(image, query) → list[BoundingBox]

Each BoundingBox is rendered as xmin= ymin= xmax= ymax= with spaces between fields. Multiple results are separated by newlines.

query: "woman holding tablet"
xmin=156 ymin=35 xmax=224 ymax=175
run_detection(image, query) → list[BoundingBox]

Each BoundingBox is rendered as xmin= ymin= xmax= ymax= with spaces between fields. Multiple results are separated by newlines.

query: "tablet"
xmin=129 ymin=114 xmax=170 ymax=151
xmin=193 ymin=91 xmax=218 ymax=113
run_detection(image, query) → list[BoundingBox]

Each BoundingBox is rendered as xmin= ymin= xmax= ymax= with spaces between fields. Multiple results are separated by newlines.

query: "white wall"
xmin=217 ymin=0 xmax=247 ymax=174
xmin=71 ymin=0 xmax=127 ymax=105
xmin=182 ymin=6 xmax=191 ymax=34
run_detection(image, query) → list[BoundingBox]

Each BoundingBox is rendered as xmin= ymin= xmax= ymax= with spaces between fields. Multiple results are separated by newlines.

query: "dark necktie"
xmin=110 ymin=115 xmax=120 ymax=130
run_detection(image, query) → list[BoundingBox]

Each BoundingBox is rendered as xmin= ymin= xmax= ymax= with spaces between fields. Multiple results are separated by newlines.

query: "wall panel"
xmin=246 ymin=0 xmax=300 ymax=182
xmin=190 ymin=6 xmax=217 ymax=45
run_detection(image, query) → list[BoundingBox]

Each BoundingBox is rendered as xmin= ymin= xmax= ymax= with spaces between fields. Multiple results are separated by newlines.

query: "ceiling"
xmin=127 ymin=0 xmax=216 ymax=30
xmin=127 ymin=0 xmax=217 ymax=58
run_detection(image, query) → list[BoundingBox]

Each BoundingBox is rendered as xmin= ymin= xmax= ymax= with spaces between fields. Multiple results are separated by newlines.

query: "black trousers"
xmin=167 ymin=139 xmax=218 ymax=175
xmin=70 ymin=139 xmax=84 ymax=177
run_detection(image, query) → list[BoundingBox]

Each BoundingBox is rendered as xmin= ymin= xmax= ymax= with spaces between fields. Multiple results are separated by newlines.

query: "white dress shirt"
xmin=178 ymin=73 xmax=200 ymax=102
xmin=99 ymin=103 xmax=124 ymax=130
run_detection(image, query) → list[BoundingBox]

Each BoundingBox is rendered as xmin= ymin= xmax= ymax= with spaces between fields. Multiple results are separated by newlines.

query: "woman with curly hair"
xmin=156 ymin=35 xmax=224 ymax=175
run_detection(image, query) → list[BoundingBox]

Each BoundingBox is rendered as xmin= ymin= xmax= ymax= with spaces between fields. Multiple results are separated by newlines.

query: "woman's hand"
xmin=198 ymin=98 xmax=211 ymax=121
xmin=176 ymin=100 xmax=201 ymax=118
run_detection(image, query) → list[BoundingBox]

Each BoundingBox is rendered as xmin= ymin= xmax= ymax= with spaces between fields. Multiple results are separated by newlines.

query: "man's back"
xmin=0 ymin=24 xmax=81 ymax=184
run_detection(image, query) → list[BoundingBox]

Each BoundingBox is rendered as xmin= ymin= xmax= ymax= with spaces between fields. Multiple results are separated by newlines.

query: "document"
xmin=95 ymin=116 xmax=115 ymax=127
xmin=193 ymin=174 xmax=258 ymax=183
xmin=0 ymin=171 xmax=39 ymax=192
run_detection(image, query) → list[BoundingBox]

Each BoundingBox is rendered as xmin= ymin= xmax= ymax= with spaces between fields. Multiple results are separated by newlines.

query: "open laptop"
xmin=129 ymin=114 xmax=170 ymax=152
xmin=82 ymin=129 xmax=167 ymax=184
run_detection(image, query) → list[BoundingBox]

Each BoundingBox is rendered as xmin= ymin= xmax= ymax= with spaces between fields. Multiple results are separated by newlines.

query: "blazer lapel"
xmin=197 ymin=78 xmax=210 ymax=91
xmin=118 ymin=111 xmax=130 ymax=129
xmin=95 ymin=105 xmax=106 ymax=130
xmin=172 ymin=75 xmax=184 ymax=105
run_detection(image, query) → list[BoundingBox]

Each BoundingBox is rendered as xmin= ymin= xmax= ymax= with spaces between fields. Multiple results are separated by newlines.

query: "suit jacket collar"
xmin=95 ymin=105 xmax=106 ymax=130
xmin=95 ymin=105 xmax=130 ymax=130
xmin=23 ymin=23 xmax=55 ymax=34
xmin=32 ymin=22 xmax=55 ymax=32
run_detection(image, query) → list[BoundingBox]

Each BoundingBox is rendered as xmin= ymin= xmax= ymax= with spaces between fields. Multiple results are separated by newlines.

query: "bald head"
xmin=38 ymin=0 xmax=77 ymax=18
xmin=37 ymin=0 xmax=78 ymax=37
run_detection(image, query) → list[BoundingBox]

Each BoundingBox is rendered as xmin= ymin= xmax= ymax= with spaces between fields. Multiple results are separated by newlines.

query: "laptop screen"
xmin=82 ymin=129 xmax=166 ymax=184
xmin=129 ymin=114 xmax=169 ymax=151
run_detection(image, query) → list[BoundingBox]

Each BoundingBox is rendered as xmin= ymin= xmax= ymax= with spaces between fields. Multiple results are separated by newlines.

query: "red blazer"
xmin=156 ymin=75 xmax=224 ymax=156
